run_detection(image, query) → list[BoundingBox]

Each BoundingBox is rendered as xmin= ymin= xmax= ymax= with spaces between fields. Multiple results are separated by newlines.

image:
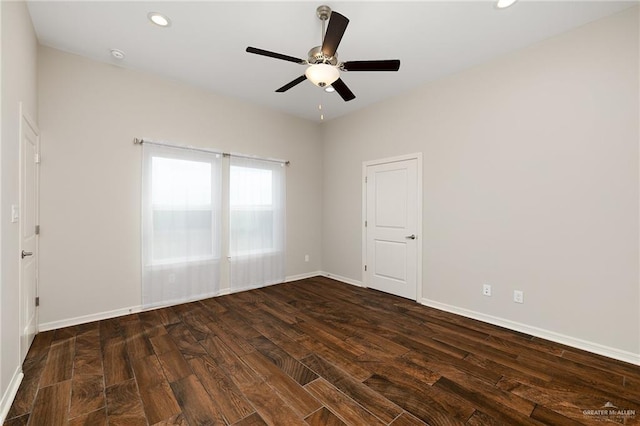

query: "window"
xmin=151 ymin=156 xmax=216 ymax=264
xmin=141 ymin=143 xmax=284 ymax=305
xmin=230 ymin=165 xmax=276 ymax=256
xmin=229 ymin=157 xmax=285 ymax=290
xmin=141 ymin=144 xmax=222 ymax=308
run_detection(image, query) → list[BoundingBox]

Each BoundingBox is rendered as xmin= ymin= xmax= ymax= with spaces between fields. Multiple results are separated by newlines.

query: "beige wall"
xmin=0 ymin=0 xmax=38 ymax=418
xmin=37 ymin=47 xmax=323 ymax=327
xmin=322 ymin=7 xmax=639 ymax=356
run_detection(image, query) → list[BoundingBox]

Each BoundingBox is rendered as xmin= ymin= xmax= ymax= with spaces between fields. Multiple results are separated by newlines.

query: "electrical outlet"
xmin=304 ymin=254 xmax=309 ymax=262
xmin=513 ymin=290 xmax=524 ymax=304
xmin=482 ymin=284 xmax=492 ymax=297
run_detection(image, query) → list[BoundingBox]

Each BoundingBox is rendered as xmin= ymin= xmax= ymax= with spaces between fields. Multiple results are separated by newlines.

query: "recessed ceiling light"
xmin=496 ymin=0 xmax=518 ymax=9
xmin=148 ymin=12 xmax=171 ymax=27
xmin=110 ymin=49 xmax=125 ymax=60
xmin=325 ymin=86 xmax=335 ymax=93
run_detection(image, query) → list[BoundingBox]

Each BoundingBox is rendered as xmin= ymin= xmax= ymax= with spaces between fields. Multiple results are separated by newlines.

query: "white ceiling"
xmin=27 ymin=1 xmax=636 ymax=123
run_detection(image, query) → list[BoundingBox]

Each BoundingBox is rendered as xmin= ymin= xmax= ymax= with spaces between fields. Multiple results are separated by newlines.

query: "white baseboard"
xmin=39 ymin=305 xmax=143 ymax=332
xmin=285 ymin=271 xmax=324 ymax=283
xmin=320 ymin=271 xmax=363 ymax=287
xmin=0 ymin=367 xmax=23 ymax=424
xmin=421 ymin=298 xmax=640 ymax=366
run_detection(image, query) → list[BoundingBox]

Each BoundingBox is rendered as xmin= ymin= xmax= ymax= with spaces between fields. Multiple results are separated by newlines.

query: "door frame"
xmin=18 ymin=103 xmax=40 ymax=362
xmin=362 ymin=153 xmax=423 ymax=302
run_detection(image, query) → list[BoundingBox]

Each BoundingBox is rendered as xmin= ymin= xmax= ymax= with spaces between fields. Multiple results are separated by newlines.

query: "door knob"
xmin=405 ymin=234 xmax=416 ymax=240
xmin=21 ymin=250 xmax=33 ymax=259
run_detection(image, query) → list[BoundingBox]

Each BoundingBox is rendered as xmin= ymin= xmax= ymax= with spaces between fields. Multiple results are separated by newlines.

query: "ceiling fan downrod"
xmin=317 ymin=4 xmax=331 ymax=44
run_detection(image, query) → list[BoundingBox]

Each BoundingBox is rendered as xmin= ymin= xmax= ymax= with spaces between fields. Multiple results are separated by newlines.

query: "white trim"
xmin=421 ymin=298 xmax=640 ymax=366
xmin=0 ymin=367 xmax=23 ymax=424
xmin=285 ymin=271 xmax=323 ymax=283
xmin=362 ymin=153 xmax=423 ymax=302
xmin=39 ymin=305 xmax=143 ymax=332
xmin=321 ymin=271 xmax=363 ymax=287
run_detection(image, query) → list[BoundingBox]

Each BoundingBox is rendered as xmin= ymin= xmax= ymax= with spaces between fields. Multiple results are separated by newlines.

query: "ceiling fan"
xmin=246 ymin=5 xmax=400 ymax=102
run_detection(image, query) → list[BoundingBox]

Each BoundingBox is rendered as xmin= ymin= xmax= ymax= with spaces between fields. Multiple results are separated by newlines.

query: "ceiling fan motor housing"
xmin=307 ymin=46 xmax=338 ymax=65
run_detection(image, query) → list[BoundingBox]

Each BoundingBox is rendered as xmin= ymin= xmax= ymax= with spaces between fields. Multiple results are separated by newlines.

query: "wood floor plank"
xmin=25 ymin=331 xmax=54 ymax=363
xmin=170 ymin=375 xmax=227 ymax=425
xmin=463 ymin=352 xmax=553 ymax=384
xmin=68 ymin=408 xmax=107 ymax=426
xmin=250 ymin=316 xmax=313 ymax=360
xmin=433 ymin=377 xmax=543 ymax=425
xmin=130 ymin=355 xmax=181 ymax=424
xmin=104 ymin=379 xmax=147 ymax=426
xmin=188 ymin=356 xmax=255 ymax=424
xmin=304 ymin=378 xmax=386 ymax=426
xmin=364 ymin=373 xmax=474 ymax=424
xmin=6 ymin=354 xmax=49 ymax=419
xmin=157 ymin=350 xmax=193 ymax=383
xmin=154 ymin=306 xmax=182 ymax=327
xmin=496 ymin=376 xmax=639 ymax=424
xmin=28 ymin=380 xmax=72 ymax=426
xmin=304 ymin=407 xmax=346 ymax=426
xmin=295 ymin=320 xmax=364 ymax=359
xmin=529 ymin=405 xmax=585 ymax=426
xmin=301 ymin=353 xmax=403 ymax=423
xmin=181 ymin=312 xmax=213 ymax=342
xmin=102 ymin=336 xmax=132 ymax=386
xmin=388 ymin=412 xmax=427 ymax=426
xmin=69 ymin=374 xmax=105 ymax=419
xmin=39 ymin=338 xmax=74 ymax=387
xmin=138 ymin=310 xmax=168 ymax=339
xmin=249 ymin=335 xmax=318 ymax=385
xmin=562 ymin=348 xmax=640 ymax=380
xmin=206 ymin=320 xmax=256 ymax=357
xmin=3 ymin=414 xmax=29 ymax=426
xmin=239 ymin=380 xmax=308 ymax=426
xmin=150 ymin=333 xmax=181 ymax=355
xmin=242 ymin=351 xmax=322 ymax=417
xmin=151 ymin=412 xmax=189 ymax=425
xmin=403 ymin=348 xmax=502 ymax=385
xmin=232 ymin=412 xmax=268 ymax=426
xmin=73 ymin=334 xmax=103 ymax=377
xmin=165 ymin=323 xmax=207 ymax=360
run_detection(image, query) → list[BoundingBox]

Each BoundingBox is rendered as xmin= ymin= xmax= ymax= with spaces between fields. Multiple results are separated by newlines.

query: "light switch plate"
xmin=11 ymin=205 xmax=19 ymax=223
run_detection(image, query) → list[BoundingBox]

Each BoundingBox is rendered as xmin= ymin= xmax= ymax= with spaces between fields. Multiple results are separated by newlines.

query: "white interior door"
xmin=365 ymin=156 xmax=420 ymax=300
xmin=19 ymin=107 xmax=39 ymax=362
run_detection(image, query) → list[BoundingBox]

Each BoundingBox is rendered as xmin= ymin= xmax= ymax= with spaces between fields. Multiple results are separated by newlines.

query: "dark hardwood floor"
xmin=4 ymin=276 xmax=640 ymax=425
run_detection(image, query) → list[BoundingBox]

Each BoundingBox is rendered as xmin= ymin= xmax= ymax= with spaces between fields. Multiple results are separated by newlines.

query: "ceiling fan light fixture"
xmin=148 ymin=12 xmax=171 ymax=27
xmin=325 ymin=86 xmax=335 ymax=93
xmin=495 ymin=0 xmax=518 ymax=9
xmin=305 ymin=64 xmax=339 ymax=88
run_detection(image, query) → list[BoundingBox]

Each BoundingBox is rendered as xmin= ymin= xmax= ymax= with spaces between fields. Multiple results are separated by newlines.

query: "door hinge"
xmin=364 ymin=265 xmax=367 ymax=272
xmin=34 ymin=153 xmax=41 ymax=164
xmin=35 ymin=297 xmax=40 ymax=307
xmin=35 ymin=225 xmax=40 ymax=235
xmin=364 ymin=220 xmax=367 ymax=227
xmin=365 ymin=176 xmax=368 ymax=183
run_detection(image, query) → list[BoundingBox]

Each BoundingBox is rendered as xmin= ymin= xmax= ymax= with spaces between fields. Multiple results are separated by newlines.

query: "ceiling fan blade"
xmin=331 ymin=78 xmax=355 ymax=102
xmin=342 ymin=60 xmax=401 ymax=72
xmin=321 ymin=12 xmax=349 ymax=58
xmin=276 ymin=75 xmax=307 ymax=92
xmin=246 ymin=47 xmax=305 ymax=64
